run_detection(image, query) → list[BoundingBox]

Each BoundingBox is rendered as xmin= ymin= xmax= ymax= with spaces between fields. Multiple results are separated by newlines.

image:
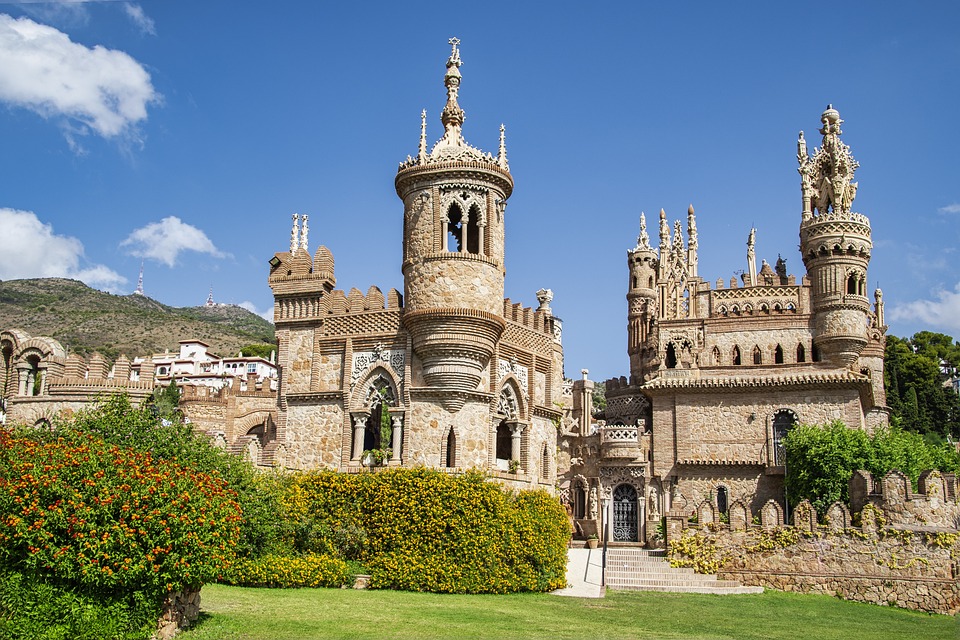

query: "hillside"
xmin=0 ymin=278 xmax=275 ymax=361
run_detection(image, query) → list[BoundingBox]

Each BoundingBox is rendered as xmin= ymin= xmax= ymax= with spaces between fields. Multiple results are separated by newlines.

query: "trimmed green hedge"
xmin=274 ymin=468 xmax=570 ymax=594
xmin=225 ymin=554 xmax=350 ymax=589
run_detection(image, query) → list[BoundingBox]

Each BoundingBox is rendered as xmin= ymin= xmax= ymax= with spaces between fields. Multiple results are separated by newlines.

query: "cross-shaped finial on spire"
xmin=449 ymin=37 xmax=460 ymax=47
xmin=447 ymin=37 xmax=461 ymax=66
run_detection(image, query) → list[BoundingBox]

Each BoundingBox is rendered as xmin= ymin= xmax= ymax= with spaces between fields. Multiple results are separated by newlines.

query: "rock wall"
xmin=153 ymin=588 xmax=200 ymax=640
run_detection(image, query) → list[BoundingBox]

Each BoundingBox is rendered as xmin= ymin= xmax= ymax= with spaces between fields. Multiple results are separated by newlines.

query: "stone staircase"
xmin=604 ymin=547 xmax=763 ymax=594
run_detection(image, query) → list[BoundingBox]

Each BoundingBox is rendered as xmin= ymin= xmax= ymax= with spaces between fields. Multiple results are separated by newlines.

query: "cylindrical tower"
xmin=627 ymin=213 xmax=658 ymax=383
xmin=395 ymin=39 xmax=513 ymax=402
xmin=798 ymin=105 xmax=872 ymax=367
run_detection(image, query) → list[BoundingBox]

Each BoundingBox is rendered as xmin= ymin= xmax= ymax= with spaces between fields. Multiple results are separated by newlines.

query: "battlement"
xmin=502 ymin=297 xmax=557 ymax=337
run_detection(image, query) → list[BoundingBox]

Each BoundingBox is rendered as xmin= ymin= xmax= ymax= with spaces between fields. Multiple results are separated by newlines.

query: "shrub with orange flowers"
xmin=0 ymin=428 xmax=242 ymax=637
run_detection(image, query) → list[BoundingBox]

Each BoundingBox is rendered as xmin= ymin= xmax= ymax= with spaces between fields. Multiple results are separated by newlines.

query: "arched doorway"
xmin=613 ymin=484 xmax=639 ymax=542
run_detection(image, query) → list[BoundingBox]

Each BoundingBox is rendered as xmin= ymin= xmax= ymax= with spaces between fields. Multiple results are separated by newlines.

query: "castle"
xmin=265 ymin=38 xmax=563 ymax=488
xmin=558 ymin=104 xmax=888 ymax=544
xmin=0 ymin=41 xmax=889 ymax=546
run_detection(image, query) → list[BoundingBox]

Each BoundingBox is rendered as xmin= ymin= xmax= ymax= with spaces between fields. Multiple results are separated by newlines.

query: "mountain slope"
xmin=0 ymin=278 xmax=275 ymax=360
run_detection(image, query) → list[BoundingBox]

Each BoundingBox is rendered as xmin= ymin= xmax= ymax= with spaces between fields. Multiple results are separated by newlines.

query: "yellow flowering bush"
xmin=273 ymin=468 xmax=569 ymax=594
xmin=225 ymin=554 xmax=350 ymax=588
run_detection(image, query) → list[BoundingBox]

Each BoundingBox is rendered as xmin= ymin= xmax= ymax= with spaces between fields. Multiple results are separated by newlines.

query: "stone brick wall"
xmin=668 ymin=469 xmax=960 ymax=614
xmin=153 ymin=588 xmax=200 ymax=640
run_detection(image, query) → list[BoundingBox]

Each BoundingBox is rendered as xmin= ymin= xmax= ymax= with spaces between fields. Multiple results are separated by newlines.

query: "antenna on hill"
xmin=206 ymin=286 xmax=215 ymax=307
xmin=134 ymin=261 xmax=144 ymax=296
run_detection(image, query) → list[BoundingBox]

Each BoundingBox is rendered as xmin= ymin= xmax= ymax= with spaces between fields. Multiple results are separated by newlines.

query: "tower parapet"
xmin=798 ymin=106 xmax=872 ymax=367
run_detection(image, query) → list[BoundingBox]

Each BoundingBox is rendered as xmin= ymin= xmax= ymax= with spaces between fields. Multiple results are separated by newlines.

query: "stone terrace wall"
xmin=667 ymin=469 xmax=960 ymax=614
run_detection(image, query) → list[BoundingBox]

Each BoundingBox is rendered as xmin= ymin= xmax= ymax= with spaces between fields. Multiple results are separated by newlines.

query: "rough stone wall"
xmin=283 ymin=401 xmax=344 ymax=469
xmin=283 ymin=329 xmax=316 ymax=393
xmin=702 ymin=325 xmax=813 ymax=366
xmin=671 ymin=466 xmax=772 ymax=516
xmin=709 ymin=528 xmax=959 ymax=615
xmin=315 ymin=348 xmax=343 ymax=392
xmin=403 ymin=257 xmax=503 ymax=315
xmin=153 ymin=588 xmax=201 ymax=640
xmin=405 ymin=399 xmax=490 ymax=468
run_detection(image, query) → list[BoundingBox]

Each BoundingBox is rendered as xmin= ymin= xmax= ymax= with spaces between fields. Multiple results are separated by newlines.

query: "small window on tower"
xmin=446 ymin=204 xmax=463 ymax=252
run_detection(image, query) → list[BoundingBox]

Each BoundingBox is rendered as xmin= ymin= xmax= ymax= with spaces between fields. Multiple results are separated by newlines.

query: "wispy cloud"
xmin=122 ymin=3 xmax=154 ymax=35
xmin=0 ymin=208 xmax=126 ymax=290
xmin=121 ymin=216 xmax=229 ymax=267
xmin=890 ymin=282 xmax=960 ymax=332
xmin=238 ymin=301 xmax=275 ymax=324
xmin=0 ymin=14 xmax=158 ymax=147
xmin=938 ymin=203 xmax=960 ymax=215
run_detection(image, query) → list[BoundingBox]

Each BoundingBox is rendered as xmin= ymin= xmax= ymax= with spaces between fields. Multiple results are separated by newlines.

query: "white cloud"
xmin=121 ymin=216 xmax=229 ymax=267
xmin=238 ymin=301 xmax=275 ymax=324
xmin=938 ymin=203 xmax=960 ymax=215
xmin=122 ymin=3 xmax=155 ymax=36
xmin=0 ymin=208 xmax=126 ymax=290
xmin=0 ymin=14 xmax=158 ymax=142
xmin=889 ymin=283 xmax=960 ymax=332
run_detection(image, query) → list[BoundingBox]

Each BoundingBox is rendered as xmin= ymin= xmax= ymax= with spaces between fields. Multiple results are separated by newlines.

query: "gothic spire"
xmin=636 ymin=212 xmax=651 ymax=250
xmin=290 ymin=213 xmax=300 ymax=254
xmin=440 ymin=37 xmax=465 ymax=142
xmin=418 ymin=109 xmax=428 ymax=161
xmin=300 ymin=214 xmax=309 ymax=252
xmin=497 ymin=123 xmax=508 ymax=169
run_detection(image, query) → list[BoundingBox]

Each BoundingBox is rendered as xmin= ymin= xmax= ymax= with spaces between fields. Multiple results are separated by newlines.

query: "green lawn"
xmin=181 ymin=584 xmax=957 ymax=640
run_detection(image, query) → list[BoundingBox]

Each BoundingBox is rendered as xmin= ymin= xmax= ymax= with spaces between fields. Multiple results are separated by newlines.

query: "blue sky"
xmin=0 ymin=1 xmax=958 ymax=381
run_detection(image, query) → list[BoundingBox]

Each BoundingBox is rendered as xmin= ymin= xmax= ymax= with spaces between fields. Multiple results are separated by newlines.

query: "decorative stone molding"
xmin=351 ymin=344 xmax=404 ymax=389
xmin=497 ymin=358 xmax=528 ymax=389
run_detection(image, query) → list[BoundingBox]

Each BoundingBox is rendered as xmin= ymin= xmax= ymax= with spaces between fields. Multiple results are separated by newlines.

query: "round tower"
xmin=627 ymin=212 xmax=658 ymax=382
xmin=395 ymin=38 xmax=513 ymax=406
xmin=798 ymin=105 xmax=872 ymax=367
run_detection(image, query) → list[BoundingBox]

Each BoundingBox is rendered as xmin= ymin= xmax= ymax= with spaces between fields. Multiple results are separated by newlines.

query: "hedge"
xmin=274 ymin=468 xmax=570 ymax=594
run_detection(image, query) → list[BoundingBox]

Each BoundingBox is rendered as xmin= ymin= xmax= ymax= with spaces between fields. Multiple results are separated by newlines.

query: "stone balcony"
xmin=600 ymin=424 xmax=648 ymax=461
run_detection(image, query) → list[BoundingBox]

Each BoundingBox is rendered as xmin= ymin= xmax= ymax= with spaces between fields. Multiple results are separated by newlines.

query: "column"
xmin=390 ymin=415 xmax=403 ymax=462
xmin=509 ymin=423 xmax=525 ymax=467
xmin=351 ymin=415 xmax=367 ymax=462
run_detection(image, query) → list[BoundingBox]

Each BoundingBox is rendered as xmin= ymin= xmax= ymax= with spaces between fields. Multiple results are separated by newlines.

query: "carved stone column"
xmin=351 ymin=415 xmax=368 ymax=462
xmin=509 ymin=422 xmax=525 ymax=466
xmin=16 ymin=364 xmax=30 ymax=396
xmin=390 ymin=415 xmax=403 ymax=462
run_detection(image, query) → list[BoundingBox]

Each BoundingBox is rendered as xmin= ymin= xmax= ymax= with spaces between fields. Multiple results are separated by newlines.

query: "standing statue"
xmin=588 ymin=486 xmax=599 ymax=520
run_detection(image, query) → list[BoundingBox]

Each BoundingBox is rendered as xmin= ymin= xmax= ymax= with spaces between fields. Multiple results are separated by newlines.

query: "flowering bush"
xmin=276 ymin=468 xmax=569 ymax=594
xmin=225 ymin=554 xmax=350 ymax=588
xmin=0 ymin=429 xmax=243 ymax=636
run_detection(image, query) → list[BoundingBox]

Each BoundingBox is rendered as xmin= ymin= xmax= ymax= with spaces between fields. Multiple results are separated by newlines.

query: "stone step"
xmin=600 ymin=545 xmax=763 ymax=595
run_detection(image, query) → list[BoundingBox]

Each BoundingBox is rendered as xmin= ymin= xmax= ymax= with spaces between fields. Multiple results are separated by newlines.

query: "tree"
xmin=884 ymin=332 xmax=960 ymax=439
xmin=238 ymin=343 xmax=277 ymax=359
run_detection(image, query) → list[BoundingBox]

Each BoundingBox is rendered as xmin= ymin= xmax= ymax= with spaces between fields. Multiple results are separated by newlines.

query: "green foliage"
xmin=0 ymin=428 xmax=242 ymax=637
xmin=0 ymin=568 xmax=156 ymax=639
xmin=273 ymin=468 xmax=570 ymax=594
xmin=784 ymin=421 xmax=960 ymax=514
xmin=668 ymin=529 xmax=725 ymax=574
xmin=224 ymin=554 xmax=351 ymax=589
xmin=884 ymin=332 xmax=960 ymax=438
xmin=50 ymin=394 xmax=284 ymax=559
xmin=591 ymin=381 xmax=606 ymax=415
xmin=238 ymin=343 xmax=276 ymax=359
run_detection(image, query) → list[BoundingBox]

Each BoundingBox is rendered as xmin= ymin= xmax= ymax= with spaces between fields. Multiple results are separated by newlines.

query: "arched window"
xmin=772 ymin=409 xmax=798 ymax=465
xmin=632 ymin=275 xmax=638 ymax=289
xmin=752 ymin=345 xmax=762 ymax=365
xmin=445 ymin=428 xmax=457 ymax=468
xmin=847 ymin=273 xmax=858 ymax=295
xmin=541 ymin=444 xmax=550 ymax=481
xmin=812 ymin=344 xmax=821 ymax=362
xmin=25 ymin=355 xmax=42 ymax=397
xmin=446 ymin=203 xmax=463 ymax=252
xmin=465 ymin=204 xmax=481 ymax=254
xmin=648 ymin=276 xmax=654 ymax=289
xmin=775 ymin=345 xmax=784 ymax=364
xmin=573 ymin=482 xmax=587 ymax=519
xmin=716 ymin=486 xmax=729 ymax=515
xmin=363 ymin=376 xmax=396 ymax=453
xmin=713 ymin=346 xmax=722 ymax=365
xmin=665 ymin=343 xmax=678 ymax=369
xmin=796 ymin=343 xmax=806 ymax=363
xmin=495 ymin=420 xmax=512 ymax=462
xmin=732 ymin=346 xmax=742 ymax=366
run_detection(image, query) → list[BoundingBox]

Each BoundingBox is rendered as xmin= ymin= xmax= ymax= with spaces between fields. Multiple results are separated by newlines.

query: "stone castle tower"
xmin=396 ymin=38 xmax=513 ymax=412
xmin=267 ymin=39 xmax=564 ymax=486
xmin=559 ymin=105 xmax=888 ymax=545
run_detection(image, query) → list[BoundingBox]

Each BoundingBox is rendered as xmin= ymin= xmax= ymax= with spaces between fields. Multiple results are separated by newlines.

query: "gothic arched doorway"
xmin=613 ymin=484 xmax=639 ymax=542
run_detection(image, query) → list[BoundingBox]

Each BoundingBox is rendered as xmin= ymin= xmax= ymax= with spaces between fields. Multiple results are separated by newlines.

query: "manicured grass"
xmin=181 ymin=584 xmax=957 ymax=640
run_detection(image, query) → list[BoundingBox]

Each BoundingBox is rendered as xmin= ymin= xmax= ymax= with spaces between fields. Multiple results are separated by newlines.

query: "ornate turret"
xmin=627 ymin=213 xmax=658 ymax=382
xmin=798 ymin=105 xmax=873 ymax=367
xmin=395 ymin=38 xmax=513 ymax=409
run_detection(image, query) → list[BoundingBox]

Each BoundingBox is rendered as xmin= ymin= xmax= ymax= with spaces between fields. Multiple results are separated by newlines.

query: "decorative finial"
xmin=637 ymin=212 xmax=650 ymax=249
xmin=686 ymin=204 xmax=698 ymax=248
xmin=441 ymin=37 xmax=465 ymax=138
xmin=290 ymin=213 xmax=300 ymax=253
xmin=300 ymin=214 xmax=309 ymax=251
xmin=418 ymin=109 xmax=428 ymax=161
xmin=659 ymin=208 xmax=670 ymax=250
xmin=497 ymin=123 xmax=508 ymax=168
